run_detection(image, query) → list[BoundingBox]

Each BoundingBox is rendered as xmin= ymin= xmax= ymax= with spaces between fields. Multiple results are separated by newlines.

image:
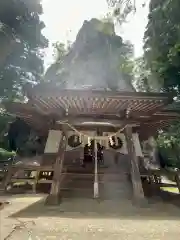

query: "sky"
xmin=41 ymin=0 xmax=150 ymax=67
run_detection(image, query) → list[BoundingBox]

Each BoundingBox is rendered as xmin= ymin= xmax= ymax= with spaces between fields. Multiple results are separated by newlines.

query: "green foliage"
xmin=118 ymin=41 xmax=134 ymax=83
xmin=107 ymin=0 xmax=136 ymax=24
xmin=133 ymin=57 xmax=151 ymax=92
xmin=0 ymin=0 xmax=48 ymax=100
xmin=142 ymin=0 xmax=180 ymax=167
xmin=133 ymin=57 xmax=162 ymax=92
xmin=144 ymin=0 xmax=180 ymax=95
xmin=96 ymin=19 xmax=115 ymax=36
xmin=52 ymin=41 xmax=71 ymax=63
xmin=157 ymin=122 xmax=180 ymax=168
xmin=44 ymin=41 xmax=71 ymax=84
xmin=0 ymin=148 xmax=15 ymax=161
xmin=0 ymin=1 xmax=48 ymax=150
xmin=0 ymin=110 xmax=14 ymax=150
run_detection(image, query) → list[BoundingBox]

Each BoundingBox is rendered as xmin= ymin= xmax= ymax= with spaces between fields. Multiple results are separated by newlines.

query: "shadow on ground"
xmin=9 ymin=194 xmax=180 ymax=220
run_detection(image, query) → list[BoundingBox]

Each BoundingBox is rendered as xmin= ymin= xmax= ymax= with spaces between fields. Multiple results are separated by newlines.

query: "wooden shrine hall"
xmin=3 ymin=84 xmax=180 ymax=205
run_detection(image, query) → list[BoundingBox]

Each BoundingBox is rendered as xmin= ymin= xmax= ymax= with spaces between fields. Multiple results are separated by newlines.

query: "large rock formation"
xmin=45 ymin=18 xmax=135 ymax=91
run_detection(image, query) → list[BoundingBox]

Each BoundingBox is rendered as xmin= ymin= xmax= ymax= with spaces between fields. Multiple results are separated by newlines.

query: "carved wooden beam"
xmin=56 ymin=116 xmax=139 ymax=127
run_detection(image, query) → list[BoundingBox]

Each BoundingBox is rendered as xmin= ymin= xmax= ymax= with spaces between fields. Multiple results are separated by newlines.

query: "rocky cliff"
xmin=45 ymin=18 xmax=135 ymax=91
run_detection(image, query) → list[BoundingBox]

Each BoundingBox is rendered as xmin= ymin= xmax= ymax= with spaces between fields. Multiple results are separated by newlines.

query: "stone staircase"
xmin=99 ymin=151 xmax=132 ymax=200
xmin=61 ymin=163 xmax=94 ymax=198
xmin=61 ymin=150 xmax=133 ymax=200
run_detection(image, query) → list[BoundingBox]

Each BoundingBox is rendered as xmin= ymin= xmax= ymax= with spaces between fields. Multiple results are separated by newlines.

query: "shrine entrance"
xmin=83 ymin=140 xmax=104 ymax=166
xmin=3 ymin=88 xmax=178 ymax=205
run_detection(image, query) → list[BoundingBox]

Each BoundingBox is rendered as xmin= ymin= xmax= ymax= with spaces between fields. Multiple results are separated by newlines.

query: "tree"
xmin=106 ymin=0 xmax=136 ymax=24
xmin=133 ymin=56 xmax=162 ymax=92
xmin=144 ymin=0 xmax=180 ymax=96
xmin=0 ymin=0 xmax=48 ymax=151
xmin=52 ymin=41 xmax=72 ymax=63
xmin=133 ymin=57 xmax=150 ymax=92
xmin=44 ymin=41 xmax=71 ymax=84
xmin=118 ymin=41 xmax=134 ymax=87
xmin=0 ymin=109 xmax=13 ymax=150
xmin=0 ymin=0 xmax=48 ymax=100
xmin=142 ymin=0 xmax=180 ymax=168
xmin=157 ymin=121 xmax=180 ymax=168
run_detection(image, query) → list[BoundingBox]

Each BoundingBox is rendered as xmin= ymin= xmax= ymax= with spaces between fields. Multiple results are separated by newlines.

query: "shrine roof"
xmin=21 ymin=85 xmax=174 ymax=118
xmin=25 ymin=84 xmax=172 ymax=100
xmin=3 ymin=85 xmax=179 ymax=133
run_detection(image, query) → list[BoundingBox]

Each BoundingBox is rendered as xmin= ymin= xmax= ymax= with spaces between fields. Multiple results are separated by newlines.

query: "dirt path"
xmin=1 ymin=194 xmax=180 ymax=239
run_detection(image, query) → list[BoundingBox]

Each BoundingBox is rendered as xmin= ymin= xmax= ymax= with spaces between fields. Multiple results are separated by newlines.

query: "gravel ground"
xmin=1 ymin=194 xmax=180 ymax=240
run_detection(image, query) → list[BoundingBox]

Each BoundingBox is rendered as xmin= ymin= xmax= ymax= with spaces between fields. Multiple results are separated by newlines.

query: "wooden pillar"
xmin=45 ymin=131 xmax=67 ymax=205
xmin=125 ymin=126 xmax=144 ymax=201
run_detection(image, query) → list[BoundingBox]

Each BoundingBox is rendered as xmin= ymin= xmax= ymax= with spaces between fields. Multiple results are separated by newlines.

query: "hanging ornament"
xmin=109 ymin=137 xmax=113 ymax=146
xmin=74 ymin=135 xmax=78 ymax=143
xmin=109 ymin=137 xmax=123 ymax=150
xmin=114 ymin=136 xmax=118 ymax=145
xmin=68 ymin=134 xmax=81 ymax=148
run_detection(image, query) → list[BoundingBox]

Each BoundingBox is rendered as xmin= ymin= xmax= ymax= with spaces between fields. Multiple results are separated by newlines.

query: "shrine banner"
xmin=44 ymin=130 xmax=62 ymax=153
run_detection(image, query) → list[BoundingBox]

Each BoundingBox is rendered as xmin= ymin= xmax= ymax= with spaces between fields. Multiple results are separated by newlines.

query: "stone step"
xmin=61 ymin=187 xmax=132 ymax=200
xmin=63 ymin=179 xmax=130 ymax=188
xmin=65 ymin=163 xmax=130 ymax=173
xmin=65 ymin=173 xmax=129 ymax=180
xmin=61 ymin=188 xmax=94 ymax=199
xmin=63 ymin=181 xmax=94 ymax=189
xmin=61 ymin=173 xmax=132 ymax=200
